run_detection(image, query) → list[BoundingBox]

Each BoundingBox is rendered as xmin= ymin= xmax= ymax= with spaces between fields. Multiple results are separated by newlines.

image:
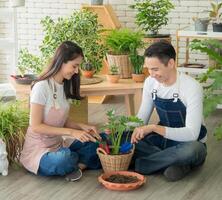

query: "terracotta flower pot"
xmin=81 ymin=70 xmax=94 ymax=78
xmin=98 ymin=171 xmax=146 ymax=191
xmin=132 ymin=73 xmax=145 ymax=82
xmin=106 ymin=74 xmax=120 ymax=83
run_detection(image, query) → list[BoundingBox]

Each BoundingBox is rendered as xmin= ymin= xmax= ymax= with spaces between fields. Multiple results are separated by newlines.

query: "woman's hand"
xmin=80 ymin=124 xmax=102 ymax=141
xmin=131 ymin=125 xmax=154 ymax=144
xmin=70 ymin=130 xmax=98 ymax=143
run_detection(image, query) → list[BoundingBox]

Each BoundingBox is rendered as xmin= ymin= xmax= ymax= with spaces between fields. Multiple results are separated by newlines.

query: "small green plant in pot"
xmin=97 ymin=109 xmax=143 ymax=172
xmin=129 ymin=51 xmax=145 ymax=82
xmin=0 ymin=100 xmax=29 ymax=165
xmin=106 ymin=65 xmax=120 ymax=83
xmin=105 ymin=28 xmax=144 ymax=78
xmin=129 ymin=0 xmax=174 ymax=37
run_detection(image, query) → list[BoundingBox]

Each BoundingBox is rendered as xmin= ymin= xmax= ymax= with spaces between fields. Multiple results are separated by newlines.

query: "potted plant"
xmin=190 ymin=39 xmax=222 ymax=140
xmin=129 ymin=51 xmax=145 ymax=82
xmin=91 ymin=0 xmax=103 ymax=5
xmin=81 ymin=62 xmax=95 ymax=78
xmin=207 ymin=0 xmax=222 ymax=32
xmin=0 ymin=100 xmax=29 ymax=165
xmin=97 ymin=109 xmax=143 ymax=172
xmin=129 ymin=0 xmax=174 ymax=45
xmin=11 ymin=48 xmax=43 ymax=85
xmin=106 ymin=65 xmax=120 ymax=83
xmin=40 ymin=10 xmax=107 ymax=75
xmin=105 ymin=28 xmax=144 ymax=78
xmin=192 ymin=16 xmax=210 ymax=32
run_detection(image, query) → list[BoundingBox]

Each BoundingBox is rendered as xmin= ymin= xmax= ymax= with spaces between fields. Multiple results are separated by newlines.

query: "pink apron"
xmin=20 ymin=105 xmax=69 ymax=174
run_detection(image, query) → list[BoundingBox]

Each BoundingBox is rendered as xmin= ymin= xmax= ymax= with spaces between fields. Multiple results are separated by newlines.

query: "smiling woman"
xmin=20 ymin=41 xmax=103 ymax=182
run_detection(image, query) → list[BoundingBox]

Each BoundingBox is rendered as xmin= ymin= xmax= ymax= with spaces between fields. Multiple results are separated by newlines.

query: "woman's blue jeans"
xmin=38 ymin=140 xmax=100 ymax=176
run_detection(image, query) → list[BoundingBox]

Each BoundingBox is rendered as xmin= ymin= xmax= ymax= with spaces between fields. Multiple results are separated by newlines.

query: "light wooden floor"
xmin=0 ymin=96 xmax=222 ymax=200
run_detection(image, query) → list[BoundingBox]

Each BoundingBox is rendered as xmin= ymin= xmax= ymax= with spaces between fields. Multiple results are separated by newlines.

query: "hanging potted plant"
xmin=129 ymin=0 xmax=174 ymax=45
xmin=106 ymin=65 xmax=120 ymax=83
xmin=105 ymin=28 xmax=144 ymax=79
xmin=97 ymin=109 xmax=143 ymax=172
xmin=129 ymin=51 xmax=145 ymax=82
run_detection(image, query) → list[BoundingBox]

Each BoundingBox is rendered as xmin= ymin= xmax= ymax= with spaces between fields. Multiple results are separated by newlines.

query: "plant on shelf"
xmin=0 ymin=100 xmax=29 ymax=165
xmin=106 ymin=65 xmax=120 ymax=83
xmin=192 ymin=16 xmax=210 ymax=32
xmin=190 ymin=39 xmax=222 ymax=140
xmin=129 ymin=51 xmax=145 ymax=82
xmin=190 ymin=39 xmax=222 ymax=69
xmin=105 ymin=28 xmax=144 ymax=78
xmin=206 ymin=0 xmax=222 ymax=31
xmin=129 ymin=0 xmax=174 ymax=36
xmin=40 ymin=10 xmax=107 ymax=74
xmin=11 ymin=48 xmax=44 ymax=85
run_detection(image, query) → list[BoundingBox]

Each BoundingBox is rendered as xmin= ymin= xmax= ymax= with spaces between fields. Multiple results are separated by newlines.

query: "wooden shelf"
xmin=82 ymin=4 xmax=121 ymax=29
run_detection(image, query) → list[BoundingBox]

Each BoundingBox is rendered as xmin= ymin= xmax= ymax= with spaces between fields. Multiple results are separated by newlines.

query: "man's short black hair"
xmin=144 ymin=41 xmax=176 ymax=65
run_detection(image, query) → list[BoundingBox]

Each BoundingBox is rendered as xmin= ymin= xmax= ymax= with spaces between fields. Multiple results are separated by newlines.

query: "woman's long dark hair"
xmin=32 ymin=41 xmax=83 ymax=100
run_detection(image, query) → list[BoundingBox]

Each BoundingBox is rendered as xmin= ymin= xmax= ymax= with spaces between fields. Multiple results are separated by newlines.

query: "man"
xmin=131 ymin=41 xmax=207 ymax=181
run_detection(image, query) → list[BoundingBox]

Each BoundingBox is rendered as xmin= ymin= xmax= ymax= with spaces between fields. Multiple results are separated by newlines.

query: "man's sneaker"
xmin=65 ymin=169 xmax=82 ymax=182
xmin=163 ymin=165 xmax=191 ymax=182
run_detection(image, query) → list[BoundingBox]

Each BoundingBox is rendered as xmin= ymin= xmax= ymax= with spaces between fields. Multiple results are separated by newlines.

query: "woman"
xmin=20 ymin=41 xmax=101 ymax=181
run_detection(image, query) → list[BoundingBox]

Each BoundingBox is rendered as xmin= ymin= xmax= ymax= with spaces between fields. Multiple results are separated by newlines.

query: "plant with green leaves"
xmin=129 ymin=52 xmax=144 ymax=74
xmin=105 ymin=28 xmax=144 ymax=55
xmin=207 ymin=0 xmax=222 ymax=23
xmin=0 ymin=100 xmax=29 ymax=165
xmin=40 ymin=9 xmax=107 ymax=73
xmin=109 ymin=65 xmax=119 ymax=75
xmin=102 ymin=109 xmax=143 ymax=155
xmin=17 ymin=48 xmax=44 ymax=77
xmin=129 ymin=0 xmax=174 ymax=35
xmin=190 ymin=39 xmax=222 ymax=140
xmin=190 ymin=39 xmax=222 ymax=69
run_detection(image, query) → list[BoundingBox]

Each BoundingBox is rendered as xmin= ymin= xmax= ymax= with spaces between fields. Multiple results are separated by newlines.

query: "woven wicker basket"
xmin=106 ymin=54 xmax=132 ymax=79
xmin=97 ymin=146 xmax=135 ymax=173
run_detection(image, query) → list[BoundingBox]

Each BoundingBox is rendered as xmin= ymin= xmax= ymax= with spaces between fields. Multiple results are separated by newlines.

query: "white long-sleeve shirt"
xmin=137 ymin=72 xmax=207 ymax=143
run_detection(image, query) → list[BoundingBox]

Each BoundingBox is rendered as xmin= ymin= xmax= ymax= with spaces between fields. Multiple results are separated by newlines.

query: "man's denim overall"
xmin=134 ymin=88 xmax=207 ymax=175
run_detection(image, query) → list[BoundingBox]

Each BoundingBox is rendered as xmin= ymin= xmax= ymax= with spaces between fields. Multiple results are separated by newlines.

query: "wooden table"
xmin=10 ymin=77 xmax=144 ymax=123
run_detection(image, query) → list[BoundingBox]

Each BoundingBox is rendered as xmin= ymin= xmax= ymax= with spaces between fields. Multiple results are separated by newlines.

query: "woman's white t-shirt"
xmin=30 ymin=79 xmax=70 ymax=122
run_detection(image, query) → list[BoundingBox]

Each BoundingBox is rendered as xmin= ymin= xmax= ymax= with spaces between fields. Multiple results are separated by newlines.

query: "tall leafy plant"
xmin=0 ymin=100 xmax=29 ymax=164
xmin=190 ymin=39 xmax=222 ymax=140
xmin=105 ymin=28 xmax=144 ymax=55
xmin=102 ymin=109 xmax=143 ymax=155
xmin=40 ymin=10 xmax=107 ymax=73
xmin=129 ymin=53 xmax=144 ymax=74
xmin=130 ymin=0 xmax=174 ymax=35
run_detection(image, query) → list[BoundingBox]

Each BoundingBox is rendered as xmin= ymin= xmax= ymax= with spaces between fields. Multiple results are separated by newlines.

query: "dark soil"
xmin=105 ymin=174 xmax=139 ymax=184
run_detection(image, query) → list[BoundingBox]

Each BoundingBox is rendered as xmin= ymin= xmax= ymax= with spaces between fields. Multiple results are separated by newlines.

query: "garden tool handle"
xmin=97 ymin=147 xmax=108 ymax=155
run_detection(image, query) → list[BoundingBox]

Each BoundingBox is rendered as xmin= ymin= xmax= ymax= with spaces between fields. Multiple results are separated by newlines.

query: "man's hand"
xmin=131 ymin=125 xmax=154 ymax=143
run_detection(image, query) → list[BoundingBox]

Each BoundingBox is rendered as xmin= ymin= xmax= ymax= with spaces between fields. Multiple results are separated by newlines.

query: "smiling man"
xmin=131 ymin=41 xmax=207 ymax=181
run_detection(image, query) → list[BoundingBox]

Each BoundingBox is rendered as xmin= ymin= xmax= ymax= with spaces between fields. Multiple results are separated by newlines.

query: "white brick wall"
xmin=0 ymin=0 xmax=213 ymax=82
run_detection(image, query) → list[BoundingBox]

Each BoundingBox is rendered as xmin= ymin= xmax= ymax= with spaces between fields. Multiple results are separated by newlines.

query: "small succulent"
xmin=109 ymin=65 xmax=120 ymax=75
